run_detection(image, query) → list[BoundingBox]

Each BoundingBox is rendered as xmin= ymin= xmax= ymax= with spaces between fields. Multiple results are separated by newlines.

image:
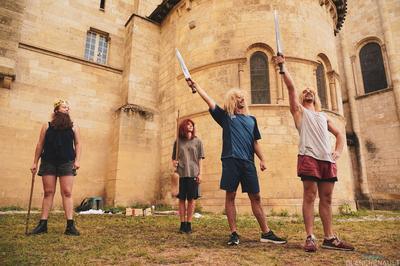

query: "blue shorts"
xmin=220 ymin=158 xmax=260 ymax=193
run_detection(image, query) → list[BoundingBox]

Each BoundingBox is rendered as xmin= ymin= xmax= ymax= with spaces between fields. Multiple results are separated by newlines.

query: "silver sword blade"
xmin=175 ymin=48 xmax=191 ymax=79
xmin=274 ymin=10 xmax=283 ymax=54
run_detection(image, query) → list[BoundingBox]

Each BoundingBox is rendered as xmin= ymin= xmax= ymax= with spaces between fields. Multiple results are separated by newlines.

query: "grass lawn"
xmin=0 ymin=210 xmax=399 ymax=265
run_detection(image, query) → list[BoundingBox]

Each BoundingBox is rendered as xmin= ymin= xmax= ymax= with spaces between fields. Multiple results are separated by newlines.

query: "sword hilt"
xmin=186 ymin=78 xmax=197 ymax=93
xmin=277 ymin=52 xmax=285 ymax=75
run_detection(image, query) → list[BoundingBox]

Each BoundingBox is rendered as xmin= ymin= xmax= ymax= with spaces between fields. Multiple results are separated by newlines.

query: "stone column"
xmin=328 ymin=71 xmax=338 ymax=112
xmin=238 ymin=63 xmax=244 ymax=89
xmin=339 ymin=32 xmax=372 ymax=204
xmin=376 ymin=0 xmax=400 ymax=120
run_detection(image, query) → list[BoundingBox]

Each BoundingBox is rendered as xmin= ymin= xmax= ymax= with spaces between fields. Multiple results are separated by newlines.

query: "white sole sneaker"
xmin=260 ymin=238 xmax=287 ymax=244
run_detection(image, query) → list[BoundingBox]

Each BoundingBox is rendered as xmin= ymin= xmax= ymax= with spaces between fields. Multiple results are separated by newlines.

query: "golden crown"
xmin=53 ymin=99 xmax=69 ymax=109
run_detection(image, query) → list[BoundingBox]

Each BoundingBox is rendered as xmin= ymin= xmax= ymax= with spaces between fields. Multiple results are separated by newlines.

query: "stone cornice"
xmin=125 ymin=13 xmax=159 ymax=27
xmin=148 ymin=0 xmax=347 ymax=33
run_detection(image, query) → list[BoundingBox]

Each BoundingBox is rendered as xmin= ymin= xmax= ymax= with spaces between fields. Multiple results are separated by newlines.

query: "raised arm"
xmin=327 ymin=118 xmax=344 ymax=161
xmin=274 ymin=55 xmax=302 ymax=128
xmin=186 ymin=78 xmax=216 ymax=110
xmin=30 ymin=123 xmax=47 ymax=174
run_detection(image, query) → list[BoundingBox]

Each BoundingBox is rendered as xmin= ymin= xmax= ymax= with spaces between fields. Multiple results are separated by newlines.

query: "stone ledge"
xmin=355 ymin=87 xmax=393 ymax=100
xmin=18 ymin=42 xmax=123 ymax=74
xmin=357 ymin=199 xmax=400 ymax=211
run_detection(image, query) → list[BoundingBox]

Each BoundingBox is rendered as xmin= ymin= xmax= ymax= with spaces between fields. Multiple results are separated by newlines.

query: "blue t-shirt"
xmin=209 ymin=105 xmax=261 ymax=162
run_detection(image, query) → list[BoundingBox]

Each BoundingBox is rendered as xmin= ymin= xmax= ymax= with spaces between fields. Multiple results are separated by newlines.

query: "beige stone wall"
xmin=0 ymin=0 xmax=24 ymax=88
xmin=338 ymin=0 xmax=400 ymax=207
xmin=0 ymin=0 xmax=131 ymax=208
xmin=158 ymin=0 xmax=355 ymax=213
xmin=0 ymin=0 xmax=164 ymax=209
xmin=106 ymin=15 xmax=161 ymax=206
xmin=20 ymin=0 xmax=133 ymax=69
xmin=0 ymin=48 xmax=122 ymax=207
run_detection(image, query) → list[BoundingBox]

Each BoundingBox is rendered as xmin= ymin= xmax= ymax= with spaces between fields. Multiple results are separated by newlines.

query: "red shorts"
xmin=297 ymin=155 xmax=337 ymax=182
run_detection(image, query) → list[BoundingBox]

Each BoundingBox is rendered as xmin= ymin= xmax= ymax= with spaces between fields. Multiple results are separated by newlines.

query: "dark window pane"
xmin=250 ymin=52 xmax=270 ymax=104
xmin=100 ymin=0 xmax=105 ymax=9
xmin=359 ymin=43 xmax=388 ymax=93
xmin=316 ymin=63 xmax=327 ymax=109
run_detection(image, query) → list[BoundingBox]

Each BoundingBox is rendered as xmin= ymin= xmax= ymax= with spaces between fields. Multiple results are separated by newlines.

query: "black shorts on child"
xmin=178 ymin=177 xmax=199 ymax=200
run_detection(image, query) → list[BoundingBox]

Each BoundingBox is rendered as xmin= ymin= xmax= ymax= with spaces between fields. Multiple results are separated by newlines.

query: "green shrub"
xmin=338 ymin=203 xmax=357 ymax=216
xmin=278 ymin=209 xmax=289 ymax=217
xmin=0 ymin=206 xmax=24 ymax=211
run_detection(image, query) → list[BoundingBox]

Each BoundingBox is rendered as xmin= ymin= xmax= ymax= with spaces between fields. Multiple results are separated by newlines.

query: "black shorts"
xmin=300 ymin=175 xmax=337 ymax=183
xmin=220 ymin=158 xmax=260 ymax=193
xmin=178 ymin=177 xmax=199 ymax=200
xmin=38 ymin=160 xmax=77 ymax=177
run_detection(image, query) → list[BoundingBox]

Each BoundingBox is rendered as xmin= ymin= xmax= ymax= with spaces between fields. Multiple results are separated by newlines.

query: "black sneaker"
xmin=227 ymin=232 xmax=240 ymax=246
xmin=321 ymin=235 xmax=354 ymax=251
xmin=260 ymin=230 xmax=287 ymax=244
xmin=31 ymin=219 xmax=48 ymax=235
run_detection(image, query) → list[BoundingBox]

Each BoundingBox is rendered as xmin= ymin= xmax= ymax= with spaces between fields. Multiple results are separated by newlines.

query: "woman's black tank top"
xmin=41 ymin=122 xmax=75 ymax=164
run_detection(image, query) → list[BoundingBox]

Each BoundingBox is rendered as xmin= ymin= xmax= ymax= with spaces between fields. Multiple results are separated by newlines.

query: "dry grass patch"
xmin=0 ymin=210 xmax=399 ymax=265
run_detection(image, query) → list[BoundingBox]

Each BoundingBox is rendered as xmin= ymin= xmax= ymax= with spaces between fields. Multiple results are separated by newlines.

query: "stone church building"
xmin=1 ymin=0 xmax=399 ymax=213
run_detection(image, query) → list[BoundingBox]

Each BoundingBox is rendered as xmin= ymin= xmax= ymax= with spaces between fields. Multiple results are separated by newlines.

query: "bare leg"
xmin=248 ymin=193 xmax=269 ymax=233
xmin=178 ymin=199 xmax=186 ymax=222
xmin=318 ymin=182 xmax=335 ymax=238
xmin=40 ymin=175 xmax=57 ymax=219
xmin=59 ymin=175 xmax=74 ymax=220
xmin=302 ymin=181 xmax=317 ymax=236
xmin=186 ymin=199 xmax=195 ymax=222
xmin=225 ymin=191 xmax=237 ymax=233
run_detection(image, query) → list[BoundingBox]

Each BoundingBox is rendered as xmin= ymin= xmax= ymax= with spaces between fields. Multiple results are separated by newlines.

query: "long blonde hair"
xmin=223 ymin=88 xmax=250 ymax=116
xmin=298 ymin=87 xmax=322 ymax=112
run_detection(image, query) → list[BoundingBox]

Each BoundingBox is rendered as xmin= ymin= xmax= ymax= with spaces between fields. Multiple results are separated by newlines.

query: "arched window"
xmin=250 ymin=52 xmax=270 ymax=104
xmin=359 ymin=43 xmax=388 ymax=93
xmin=316 ymin=63 xmax=328 ymax=109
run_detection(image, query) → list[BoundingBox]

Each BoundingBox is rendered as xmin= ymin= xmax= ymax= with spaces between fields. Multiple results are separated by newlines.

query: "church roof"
xmin=148 ymin=0 xmax=180 ymax=24
xmin=148 ymin=0 xmax=347 ymax=33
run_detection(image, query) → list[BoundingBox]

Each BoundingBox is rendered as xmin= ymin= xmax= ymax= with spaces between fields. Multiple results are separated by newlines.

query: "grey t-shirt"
xmin=172 ymin=137 xmax=204 ymax=177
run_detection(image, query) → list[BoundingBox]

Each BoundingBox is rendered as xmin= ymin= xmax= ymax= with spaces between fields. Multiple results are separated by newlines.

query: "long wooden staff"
xmin=25 ymin=172 xmax=36 ymax=235
xmin=171 ymin=110 xmax=180 ymax=197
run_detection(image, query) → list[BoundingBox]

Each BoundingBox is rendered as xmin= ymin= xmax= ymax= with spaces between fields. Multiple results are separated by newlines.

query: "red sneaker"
xmin=304 ymin=235 xmax=317 ymax=252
